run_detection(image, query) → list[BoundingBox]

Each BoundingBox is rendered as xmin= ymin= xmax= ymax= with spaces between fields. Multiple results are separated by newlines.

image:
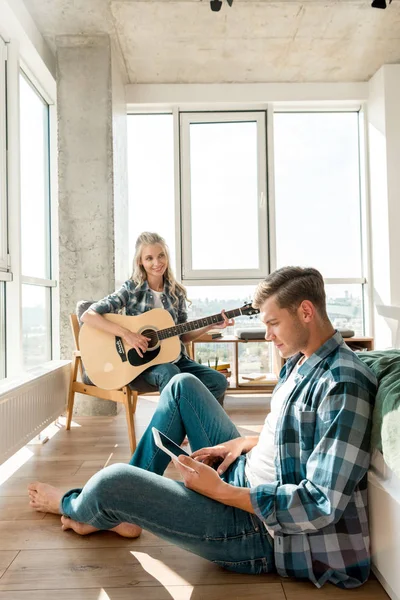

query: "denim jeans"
xmin=60 ymin=374 xmax=275 ymax=574
xmin=135 ymin=354 xmax=228 ymax=405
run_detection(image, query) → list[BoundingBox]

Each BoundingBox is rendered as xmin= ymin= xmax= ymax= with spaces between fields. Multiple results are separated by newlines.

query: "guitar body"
xmin=79 ymin=309 xmax=181 ymax=390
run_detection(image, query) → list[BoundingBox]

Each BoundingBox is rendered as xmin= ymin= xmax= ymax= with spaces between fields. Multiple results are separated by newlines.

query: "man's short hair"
xmin=253 ymin=266 xmax=328 ymax=318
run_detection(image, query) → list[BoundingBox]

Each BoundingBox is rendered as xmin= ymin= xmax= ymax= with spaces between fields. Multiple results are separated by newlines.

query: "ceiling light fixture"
xmin=210 ymin=0 xmax=233 ymax=12
xmin=371 ymin=0 xmax=392 ymax=7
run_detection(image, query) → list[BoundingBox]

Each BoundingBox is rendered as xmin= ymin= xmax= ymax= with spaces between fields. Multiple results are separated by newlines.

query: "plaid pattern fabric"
xmin=89 ymin=279 xmax=188 ymax=354
xmin=249 ymin=332 xmax=378 ymax=588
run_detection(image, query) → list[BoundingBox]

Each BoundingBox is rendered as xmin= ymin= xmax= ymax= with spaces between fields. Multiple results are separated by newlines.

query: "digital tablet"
xmin=152 ymin=427 xmax=192 ymax=469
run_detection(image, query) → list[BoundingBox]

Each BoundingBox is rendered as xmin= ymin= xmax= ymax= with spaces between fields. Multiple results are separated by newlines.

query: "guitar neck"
xmin=157 ymin=308 xmax=242 ymax=341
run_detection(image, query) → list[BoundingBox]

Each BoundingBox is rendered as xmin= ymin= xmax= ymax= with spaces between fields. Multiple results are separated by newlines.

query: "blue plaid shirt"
xmin=89 ymin=279 xmax=188 ymax=355
xmin=249 ymin=332 xmax=378 ymax=588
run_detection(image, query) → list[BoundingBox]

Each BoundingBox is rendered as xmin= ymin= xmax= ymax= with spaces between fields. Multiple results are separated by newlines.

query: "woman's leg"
xmin=177 ymin=356 xmax=228 ymax=405
xmin=134 ymin=362 xmax=181 ymax=394
xmin=129 ymin=373 xmax=240 ymax=472
xmin=58 ymin=462 xmax=274 ymax=574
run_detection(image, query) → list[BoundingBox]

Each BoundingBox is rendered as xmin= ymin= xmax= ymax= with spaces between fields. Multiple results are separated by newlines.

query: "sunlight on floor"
xmin=0 ymin=417 xmax=82 ymax=486
xmin=131 ymin=551 xmax=190 ymax=586
xmin=0 ymin=446 xmax=33 ymax=486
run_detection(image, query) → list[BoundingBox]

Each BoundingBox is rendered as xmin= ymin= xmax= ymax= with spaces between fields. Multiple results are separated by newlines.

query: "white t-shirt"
xmin=150 ymin=289 xmax=163 ymax=309
xmin=245 ymin=359 xmax=301 ymax=488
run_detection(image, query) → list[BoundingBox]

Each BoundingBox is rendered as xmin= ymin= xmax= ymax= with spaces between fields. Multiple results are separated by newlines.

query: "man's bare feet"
xmin=28 ymin=482 xmax=63 ymax=514
xmin=61 ymin=515 xmax=142 ymax=538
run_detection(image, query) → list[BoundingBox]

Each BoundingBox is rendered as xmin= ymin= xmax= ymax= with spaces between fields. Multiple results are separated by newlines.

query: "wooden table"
xmin=189 ymin=335 xmax=374 ymax=393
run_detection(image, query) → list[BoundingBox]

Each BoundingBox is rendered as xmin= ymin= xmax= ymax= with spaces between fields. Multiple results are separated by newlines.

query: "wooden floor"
xmin=0 ymin=393 xmax=389 ymax=600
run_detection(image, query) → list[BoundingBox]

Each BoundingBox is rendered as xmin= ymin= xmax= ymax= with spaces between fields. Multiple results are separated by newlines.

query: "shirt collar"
xmin=135 ymin=279 xmax=168 ymax=294
xmin=285 ymin=330 xmax=344 ymax=378
xmin=134 ymin=279 xmax=150 ymax=293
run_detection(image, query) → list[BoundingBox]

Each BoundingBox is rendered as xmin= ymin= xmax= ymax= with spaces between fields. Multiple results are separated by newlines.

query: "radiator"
xmin=0 ymin=362 xmax=70 ymax=465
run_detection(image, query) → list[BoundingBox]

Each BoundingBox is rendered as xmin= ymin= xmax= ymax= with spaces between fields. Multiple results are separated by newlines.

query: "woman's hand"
xmin=213 ymin=309 xmax=235 ymax=330
xmin=191 ymin=437 xmax=248 ymax=475
xmin=122 ymin=330 xmax=151 ymax=358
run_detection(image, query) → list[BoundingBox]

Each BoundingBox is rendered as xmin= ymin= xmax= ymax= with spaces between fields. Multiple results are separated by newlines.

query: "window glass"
xmin=22 ymin=284 xmax=52 ymax=368
xmin=20 ymin=74 xmax=50 ymax=279
xmin=127 ymin=114 xmax=176 ymax=267
xmin=188 ymin=121 xmax=259 ymax=271
xmin=326 ymin=284 xmax=364 ymax=336
xmin=274 ymin=112 xmax=362 ymax=279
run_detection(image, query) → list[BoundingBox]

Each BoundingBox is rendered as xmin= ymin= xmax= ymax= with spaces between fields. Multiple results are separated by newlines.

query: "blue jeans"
xmin=135 ymin=354 xmax=228 ymax=405
xmin=61 ymin=374 xmax=275 ymax=574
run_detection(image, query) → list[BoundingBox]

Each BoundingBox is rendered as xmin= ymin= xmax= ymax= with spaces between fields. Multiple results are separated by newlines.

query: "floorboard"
xmin=0 ymin=393 xmax=389 ymax=599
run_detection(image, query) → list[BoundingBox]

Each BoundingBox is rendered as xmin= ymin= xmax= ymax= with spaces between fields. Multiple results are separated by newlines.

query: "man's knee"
xmin=155 ymin=363 xmax=181 ymax=387
xmin=167 ymin=372 xmax=206 ymax=399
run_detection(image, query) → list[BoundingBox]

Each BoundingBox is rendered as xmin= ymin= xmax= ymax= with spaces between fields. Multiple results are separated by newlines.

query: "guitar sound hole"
xmin=141 ymin=329 xmax=159 ymax=351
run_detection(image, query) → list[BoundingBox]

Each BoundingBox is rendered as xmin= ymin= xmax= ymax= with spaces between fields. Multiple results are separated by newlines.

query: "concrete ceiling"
xmin=23 ymin=0 xmax=400 ymax=83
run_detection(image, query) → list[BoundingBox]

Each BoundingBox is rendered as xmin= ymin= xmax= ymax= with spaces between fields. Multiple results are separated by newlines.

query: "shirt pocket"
xmin=295 ymin=409 xmax=317 ymax=453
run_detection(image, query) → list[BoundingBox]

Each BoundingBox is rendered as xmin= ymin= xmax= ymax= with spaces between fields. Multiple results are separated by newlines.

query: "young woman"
xmin=81 ymin=232 xmax=232 ymax=404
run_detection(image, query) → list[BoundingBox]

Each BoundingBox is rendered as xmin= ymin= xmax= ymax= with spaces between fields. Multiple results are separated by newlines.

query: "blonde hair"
xmin=131 ymin=232 xmax=188 ymax=308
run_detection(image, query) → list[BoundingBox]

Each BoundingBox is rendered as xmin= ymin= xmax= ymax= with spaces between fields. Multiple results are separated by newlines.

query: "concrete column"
xmin=368 ymin=65 xmax=400 ymax=349
xmin=57 ymin=34 xmax=129 ymax=415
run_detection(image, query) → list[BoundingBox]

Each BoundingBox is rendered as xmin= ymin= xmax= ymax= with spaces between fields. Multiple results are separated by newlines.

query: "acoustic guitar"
xmin=79 ymin=303 xmax=260 ymax=390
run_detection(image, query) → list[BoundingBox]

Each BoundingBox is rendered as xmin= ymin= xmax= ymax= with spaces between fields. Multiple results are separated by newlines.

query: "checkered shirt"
xmin=89 ymin=279 xmax=188 ymax=355
xmin=249 ymin=331 xmax=378 ymax=588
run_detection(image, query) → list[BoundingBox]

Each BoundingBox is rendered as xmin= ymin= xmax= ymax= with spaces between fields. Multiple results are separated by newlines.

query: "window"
xmin=128 ymin=109 xmax=369 ymax=336
xmin=19 ymin=72 xmax=53 ymax=367
xmin=187 ymin=284 xmax=276 ymax=387
xmin=0 ymin=40 xmax=7 ymax=272
xmin=180 ymin=112 xmax=268 ymax=281
xmin=274 ymin=111 xmax=366 ymax=333
xmin=127 ymin=114 xmax=176 ymax=267
xmin=0 ymin=41 xmax=7 ymax=377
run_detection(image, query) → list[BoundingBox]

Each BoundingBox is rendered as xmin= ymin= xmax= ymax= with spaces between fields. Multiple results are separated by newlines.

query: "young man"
xmin=28 ymin=267 xmax=377 ymax=589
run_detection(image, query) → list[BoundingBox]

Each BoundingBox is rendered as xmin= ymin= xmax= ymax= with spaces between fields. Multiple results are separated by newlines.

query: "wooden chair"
xmin=66 ymin=314 xmax=140 ymax=453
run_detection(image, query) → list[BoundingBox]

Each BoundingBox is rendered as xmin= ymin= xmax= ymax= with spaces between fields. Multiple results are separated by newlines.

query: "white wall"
xmin=368 ymin=65 xmax=400 ymax=349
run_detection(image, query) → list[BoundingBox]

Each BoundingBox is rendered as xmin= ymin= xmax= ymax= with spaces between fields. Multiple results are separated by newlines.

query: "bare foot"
xmin=28 ymin=482 xmax=63 ymax=514
xmin=61 ymin=515 xmax=142 ymax=538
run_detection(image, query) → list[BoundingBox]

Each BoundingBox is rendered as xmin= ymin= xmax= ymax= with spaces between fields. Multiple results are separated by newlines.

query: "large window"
xmin=0 ymin=41 xmax=7 ymax=377
xmin=19 ymin=73 xmax=53 ymax=367
xmin=128 ymin=109 xmax=368 ymax=336
xmin=180 ymin=112 xmax=268 ymax=280
xmin=0 ymin=42 xmax=7 ymax=272
xmin=274 ymin=111 xmax=366 ymax=334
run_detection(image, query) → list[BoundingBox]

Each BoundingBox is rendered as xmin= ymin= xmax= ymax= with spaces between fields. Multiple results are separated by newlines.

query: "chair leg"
xmin=66 ymin=355 xmax=79 ymax=430
xmin=124 ymin=387 xmax=137 ymax=454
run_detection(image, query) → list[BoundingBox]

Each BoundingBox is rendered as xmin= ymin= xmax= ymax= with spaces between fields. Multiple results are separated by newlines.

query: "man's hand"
xmin=191 ymin=437 xmax=249 ymax=475
xmin=175 ymin=455 xmax=228 ymax=500
xmin=175 ymin=455 xmax=254 ymax=514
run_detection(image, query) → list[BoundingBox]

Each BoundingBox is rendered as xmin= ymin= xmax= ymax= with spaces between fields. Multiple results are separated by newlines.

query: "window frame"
xmin=270 ymin=105 xmax=370 ymax=335
xmin=0 ymin=40 xmax=8 ymax=272
xmin=128 ymin=102 xmax=372 ymax=337
xmin=19 ymin=69 xmax=54 ymax=367
xmin=179 ymin=111 xmax=269 ymax=282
